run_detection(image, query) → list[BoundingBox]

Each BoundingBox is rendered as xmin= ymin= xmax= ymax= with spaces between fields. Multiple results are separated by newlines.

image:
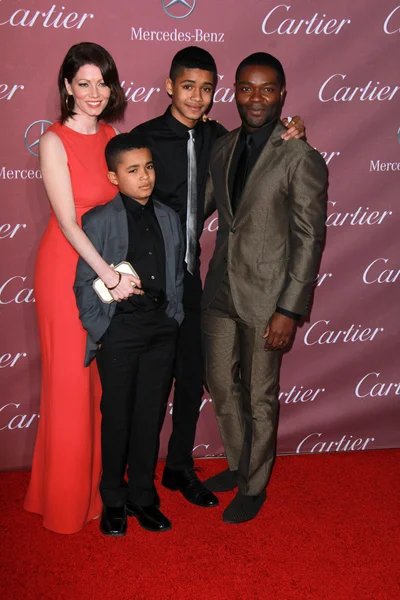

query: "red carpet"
xmin=1 ymin=451 xmax=399 ymax=600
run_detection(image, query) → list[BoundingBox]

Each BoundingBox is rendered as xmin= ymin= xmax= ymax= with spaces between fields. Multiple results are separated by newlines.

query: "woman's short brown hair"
xmin=58 ymin=42 xmax=127 ymax=123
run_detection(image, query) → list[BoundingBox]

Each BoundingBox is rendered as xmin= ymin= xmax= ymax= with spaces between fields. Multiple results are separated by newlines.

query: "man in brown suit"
xmin=202 ymin=53 xmax=328 ymax=523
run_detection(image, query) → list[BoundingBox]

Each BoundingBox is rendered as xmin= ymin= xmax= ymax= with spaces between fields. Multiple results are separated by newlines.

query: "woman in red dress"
xmin=24 ymin=43 xmax=141 ymax=534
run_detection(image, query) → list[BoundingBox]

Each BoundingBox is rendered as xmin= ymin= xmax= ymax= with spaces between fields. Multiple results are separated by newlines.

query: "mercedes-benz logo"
xmin=24 ymin=120 xmax=53 ymax=156
xmin=162 ymin=0 xmax=196 ymax=19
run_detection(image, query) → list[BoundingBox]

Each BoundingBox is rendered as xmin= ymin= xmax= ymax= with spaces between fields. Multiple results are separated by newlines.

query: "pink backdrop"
xmin=1 ymin=0 xmax=399 ymax=470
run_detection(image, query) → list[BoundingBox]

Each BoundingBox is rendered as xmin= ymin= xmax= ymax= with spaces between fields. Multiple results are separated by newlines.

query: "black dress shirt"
xmin=228 ymin=119 xmax=277 ymax=200
xmin=131 ymin=106 xmax=228 ymax=242
xmin=229 ymin=120 xmax=301 ymax=321
xmin=115 ymin=194 xmax=166 ymax=314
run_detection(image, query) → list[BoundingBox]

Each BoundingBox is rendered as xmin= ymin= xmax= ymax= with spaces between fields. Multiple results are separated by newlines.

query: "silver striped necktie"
xmin=185 ymin=129 xmax=197 ymax=275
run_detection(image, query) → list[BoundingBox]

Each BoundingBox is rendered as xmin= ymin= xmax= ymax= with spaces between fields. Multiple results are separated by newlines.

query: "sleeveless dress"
xmin=24 ymin=122 xmax=116 ymax=534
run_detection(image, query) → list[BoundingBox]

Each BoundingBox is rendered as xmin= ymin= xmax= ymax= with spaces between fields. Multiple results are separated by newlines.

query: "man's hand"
xmin=281 ymin=116 xmax=305 ymax=140
xmin=263 ymin=312 xmax=297 ymax=351
xmin=202 ymin=114 xmax=218 ymax=122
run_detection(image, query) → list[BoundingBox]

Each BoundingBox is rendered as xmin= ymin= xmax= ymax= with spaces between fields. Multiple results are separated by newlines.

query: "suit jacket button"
xmin=224 ymin=257 xmax=228 ymax=263
xmin=230 ymin=227 xmax=236 ymax=233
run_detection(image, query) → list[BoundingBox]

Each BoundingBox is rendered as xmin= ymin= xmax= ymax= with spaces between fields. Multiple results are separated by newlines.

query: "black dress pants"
xmin=165 ymin=268 xmax=204 ymax=471
xmin=97 ymin=310 xmax=178 ymax=507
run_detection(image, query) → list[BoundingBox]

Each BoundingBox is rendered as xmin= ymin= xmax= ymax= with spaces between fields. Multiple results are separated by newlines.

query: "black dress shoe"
xmin=204 ymin=468 xmax=238 ymax=492
xmin=126 ymin=502 xmax=171 ymax=532
xmin=162 ymin=467 xmax=219 ymax=507
xmin=223 ymin=490 xmax=266 ymax=524
xmin=100 ymin=506 xmax=127 ymax=537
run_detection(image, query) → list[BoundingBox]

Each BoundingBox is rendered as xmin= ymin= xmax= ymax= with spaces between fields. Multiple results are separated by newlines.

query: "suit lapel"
xmin=154 ymin=202 xmax=175 ymax=287
xmin=235 ymin=122 xmax=286 ymax=215
xmin=113 ymin=193 xmax=129 ymax=262
xmin=219 ymin=129 xmax=240 ymax=220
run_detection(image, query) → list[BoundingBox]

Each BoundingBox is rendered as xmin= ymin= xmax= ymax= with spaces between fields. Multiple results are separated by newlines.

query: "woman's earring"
xmin=66 ymin=94 xmax=74 ymax=111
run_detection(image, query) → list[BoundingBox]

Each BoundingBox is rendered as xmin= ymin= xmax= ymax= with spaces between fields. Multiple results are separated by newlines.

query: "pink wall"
xmin=1 ymin=0 xmax=399 ymax=470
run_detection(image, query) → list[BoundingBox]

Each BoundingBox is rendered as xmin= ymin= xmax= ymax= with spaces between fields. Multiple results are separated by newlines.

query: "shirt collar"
xmin=240 ymin=118 xmax=278 ymax=150
xmin=120 ymin=192 xmax=154 ymax=215
xmin=164 ymin=105 xmax=203 ymax=139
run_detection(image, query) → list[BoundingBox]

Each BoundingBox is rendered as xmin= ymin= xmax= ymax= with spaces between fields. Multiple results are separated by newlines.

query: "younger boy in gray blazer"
xmin=74 ymin=134 xmax=184 ymax=537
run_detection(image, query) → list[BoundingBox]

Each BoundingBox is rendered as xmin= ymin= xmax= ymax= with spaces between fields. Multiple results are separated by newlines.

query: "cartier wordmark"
xmin=0 ymin=4 xmax=94 ymax=29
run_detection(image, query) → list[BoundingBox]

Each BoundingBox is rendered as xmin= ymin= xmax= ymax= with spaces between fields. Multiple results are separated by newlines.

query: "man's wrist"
xmin=276 ymin=307 xmax=301 ymax=321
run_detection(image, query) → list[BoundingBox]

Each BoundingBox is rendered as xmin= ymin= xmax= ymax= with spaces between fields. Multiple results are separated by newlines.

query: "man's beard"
xmin=237 ymin=103 xmax=282 ymax=130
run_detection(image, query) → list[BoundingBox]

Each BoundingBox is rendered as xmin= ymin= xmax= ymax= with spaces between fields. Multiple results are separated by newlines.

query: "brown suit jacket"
xmin=202 ymin=120 xmax=328 ymax=324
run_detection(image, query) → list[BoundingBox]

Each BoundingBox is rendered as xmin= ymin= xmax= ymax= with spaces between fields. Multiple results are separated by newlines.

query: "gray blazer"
xmin=202 ymin=121 xmax=328 ymax=323
xmin=74 ymin=193 xmax=185 ymax=366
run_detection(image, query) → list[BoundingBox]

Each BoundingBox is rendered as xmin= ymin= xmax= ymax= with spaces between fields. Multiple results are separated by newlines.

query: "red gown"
xmin=24 ymin=122 xmax=116 ymax=534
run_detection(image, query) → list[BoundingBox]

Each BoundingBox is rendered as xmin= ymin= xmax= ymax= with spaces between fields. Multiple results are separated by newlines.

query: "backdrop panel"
xmin=0 ymin=0 xmax=399 ymax=470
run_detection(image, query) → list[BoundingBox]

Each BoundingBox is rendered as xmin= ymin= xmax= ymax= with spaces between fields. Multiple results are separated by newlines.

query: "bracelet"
xmin=105 ymin=270 xmax=121 ymax=291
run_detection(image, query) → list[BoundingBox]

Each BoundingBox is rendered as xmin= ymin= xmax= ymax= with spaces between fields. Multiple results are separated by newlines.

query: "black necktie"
xmin=231 ymin=134 xmax=252 ymax=214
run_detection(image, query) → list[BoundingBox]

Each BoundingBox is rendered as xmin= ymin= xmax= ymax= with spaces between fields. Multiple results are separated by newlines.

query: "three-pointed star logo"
xmin=162 ymin=0 xmax=196 ymax=19
xmin=24 ymin=120 xmax=53 ymax=156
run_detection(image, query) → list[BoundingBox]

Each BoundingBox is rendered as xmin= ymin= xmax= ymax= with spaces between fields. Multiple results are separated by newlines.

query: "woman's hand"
xmin=104 ymin=271 xmax=144 ymax=302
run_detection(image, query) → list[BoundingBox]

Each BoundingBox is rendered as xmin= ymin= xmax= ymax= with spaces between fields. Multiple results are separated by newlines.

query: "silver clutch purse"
xmin=92 ymin=261 xmax=139 ymax=304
